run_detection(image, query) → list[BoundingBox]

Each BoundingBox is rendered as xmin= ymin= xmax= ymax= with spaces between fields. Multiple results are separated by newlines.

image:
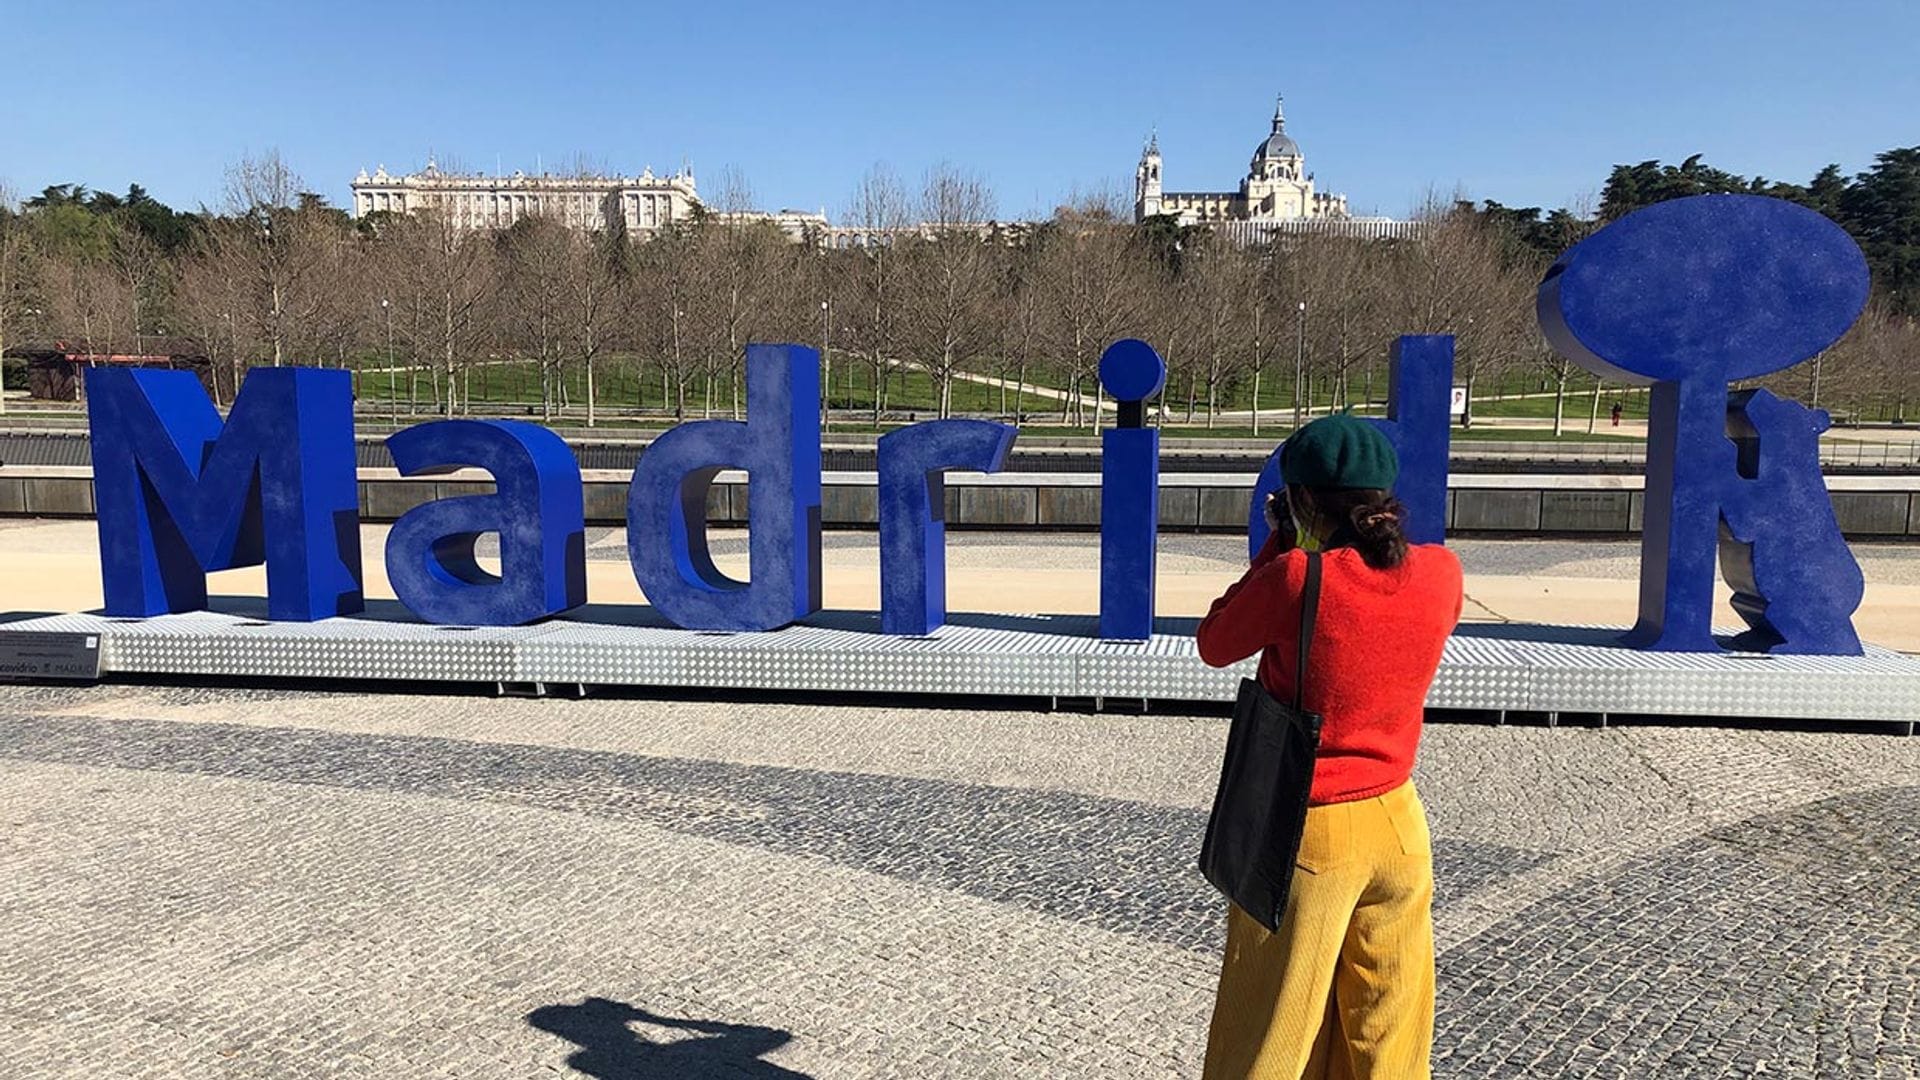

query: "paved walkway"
xmin=1 ymin=680 xmax=1916 ymax=1078
xmin=3 ymin=526 xmax=1920 ymax=1075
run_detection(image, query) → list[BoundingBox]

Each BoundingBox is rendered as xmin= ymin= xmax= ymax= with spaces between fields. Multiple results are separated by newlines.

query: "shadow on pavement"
xmin=528 ymin=997 xmax=812 ymax=1079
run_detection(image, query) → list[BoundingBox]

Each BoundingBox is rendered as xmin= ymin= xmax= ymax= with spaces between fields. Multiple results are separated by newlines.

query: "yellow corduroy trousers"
xmin=1202 ymin=780 xmax=1436 ymax=1080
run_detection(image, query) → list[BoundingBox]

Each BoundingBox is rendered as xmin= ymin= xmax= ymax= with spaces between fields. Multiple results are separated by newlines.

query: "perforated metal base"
xmin=4 ymin=606 xmax=1916 ymax=726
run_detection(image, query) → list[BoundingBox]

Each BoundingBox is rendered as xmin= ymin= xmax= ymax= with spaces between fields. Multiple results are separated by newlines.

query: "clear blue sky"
xmin=4 ymin=0 xmax=1916 ymax=221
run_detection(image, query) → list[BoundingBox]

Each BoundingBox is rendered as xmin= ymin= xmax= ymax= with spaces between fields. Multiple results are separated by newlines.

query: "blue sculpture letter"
xmin=626 ymin=344 xmax=823 ymax=631
xmin=384 ymin=420 xmax=587 ymax=626
xmin=88 ymin=366 xmax=363 ymax=622
xmin=876 ymin=420 xmax=1018 ymax=635
xmin=1719 ymin=389 xmax=1864 ymax=653
xmin=1248 ymin=335 xmax=1454 ymax=557
xmin=1538 ymin=194 xmax=1871 ymax=654
xmin=1098 ymin=339 xmax=1166 ymax=641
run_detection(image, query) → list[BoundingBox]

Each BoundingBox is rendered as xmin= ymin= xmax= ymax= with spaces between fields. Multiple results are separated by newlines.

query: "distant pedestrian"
xmin=1611 ymin=402 xmax=1623 ymax=427
xmin=1196 ymin=416 xmax=1463 ymax=1079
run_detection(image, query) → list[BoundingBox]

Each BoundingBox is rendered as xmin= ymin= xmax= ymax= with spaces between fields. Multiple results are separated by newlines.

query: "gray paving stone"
xmin=0 ymin=712 xmax=1551 ymax=955
xmin=1 ymin=680 xmax=1917 ymax=1078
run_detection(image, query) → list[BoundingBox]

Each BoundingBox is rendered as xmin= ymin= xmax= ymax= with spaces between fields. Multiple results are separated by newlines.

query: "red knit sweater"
xmin=1196 ymin=536 xmax=1463 ymax=805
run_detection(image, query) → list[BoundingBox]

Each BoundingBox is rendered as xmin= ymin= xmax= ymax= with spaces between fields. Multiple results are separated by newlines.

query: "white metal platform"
xmin=2 ymin=604 xmax=1917 ymax=728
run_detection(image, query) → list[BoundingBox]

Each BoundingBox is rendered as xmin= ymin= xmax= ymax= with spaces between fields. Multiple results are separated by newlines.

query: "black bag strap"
xmin=1293 ymin=551 xmax=1323 ymax=712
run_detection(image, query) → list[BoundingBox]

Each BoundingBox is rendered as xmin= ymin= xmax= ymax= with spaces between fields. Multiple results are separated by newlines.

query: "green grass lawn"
xmin=344 ymin=352 xmax=1667 ymax=421
xmin=350 ymin=356 xmax=1070 ymax=418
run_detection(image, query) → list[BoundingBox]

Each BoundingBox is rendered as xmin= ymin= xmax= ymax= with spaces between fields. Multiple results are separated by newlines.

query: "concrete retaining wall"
xmin=5 ymin=466 xmax=1919 ymax=538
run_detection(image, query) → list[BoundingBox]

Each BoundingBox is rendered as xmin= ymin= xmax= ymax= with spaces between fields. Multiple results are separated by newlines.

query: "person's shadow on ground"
xmin=527 ymin=996 xmax=813 ymax=1079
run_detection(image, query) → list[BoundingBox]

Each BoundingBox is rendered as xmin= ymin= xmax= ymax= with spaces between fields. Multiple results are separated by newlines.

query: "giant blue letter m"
xmin=88 ymin=367 xmax=365 ymax=621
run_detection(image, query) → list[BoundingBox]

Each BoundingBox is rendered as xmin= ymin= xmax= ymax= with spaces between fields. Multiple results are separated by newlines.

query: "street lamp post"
xmin=382 ymin=298 xmax=397 ymax=426
xmin=261 ymin=212 xmax=284 ymax=367
xmin=1293 ymin=300 xmax=1307 ymax=430
xmin=219 ymin=311 xmax=235 ymax=406
xmin=820 ymin=298 xmax=832 ymax=431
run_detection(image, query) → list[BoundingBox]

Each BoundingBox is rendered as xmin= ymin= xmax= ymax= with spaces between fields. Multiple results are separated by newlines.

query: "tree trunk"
xmin=1250 ymin=367 xmax=1262 ymax=438
xmin=1588 ymin=378 xmax=1603 ymax=434
xmin=1551 ymin=365 xmax=1568 ymax=437
xmin=586 ymin=358 xmax=597 ymax=427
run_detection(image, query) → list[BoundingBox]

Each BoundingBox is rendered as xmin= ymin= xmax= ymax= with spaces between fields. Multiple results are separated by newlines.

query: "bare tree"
xmin=1177 ymin=233 xmax=1250 ymax=427
xmin=1291 ymin=233 xmax=1389 ymax=414
xmin=1033 ymin=193 xmax=1147 ymax=431
xmin=218 ymin=151 xmax=334 ymax=367
xmin=389 ymin=209 xmax=495 ymax=418
xmin=998 ymin=240 xmax=1047 ymax=422
xmin=45 ymin=247 xmax=131 ymax=371
xmin=173 ymin=239 xmax=251 ymax=405
xmin=564 ymin=225 xmax=627 ymax=426
xmin=0 ymin=185 xmax=36 ymax=414
xmin=498 ymin=215 xmax=572 ymax=420
xmin=701 ymin=166 xmax=781 ymax=419
xmin=1386 ymin=197 xmax=1523 ymax=427
xmin=841 ymin=163 xmax=913 ymax=423
xmin=898 ymin=163 xmax=999 ymax=417
xmin=635 ymin=223 xmax=701 ymax=421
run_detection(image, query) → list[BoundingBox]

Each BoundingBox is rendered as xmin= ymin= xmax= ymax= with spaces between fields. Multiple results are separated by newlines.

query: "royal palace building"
xmin=350 ymin=160 xmax=701 ymax=235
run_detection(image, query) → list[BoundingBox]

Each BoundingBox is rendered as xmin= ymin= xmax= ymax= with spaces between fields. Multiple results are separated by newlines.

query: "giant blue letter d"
xmin=626 ymin=344 xmax=823 ymax=631
xmin=88 ymin=366 xmax=364 ymax=621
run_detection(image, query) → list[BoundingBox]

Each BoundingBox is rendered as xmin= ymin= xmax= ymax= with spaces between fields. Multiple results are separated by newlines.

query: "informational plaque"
xmin=0 ymin=632 xmax=103 ymax=682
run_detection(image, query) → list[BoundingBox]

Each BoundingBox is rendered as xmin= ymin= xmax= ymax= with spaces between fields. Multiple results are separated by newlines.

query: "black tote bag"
xmin=1198 ymin=550 xmax=1323 ymax=933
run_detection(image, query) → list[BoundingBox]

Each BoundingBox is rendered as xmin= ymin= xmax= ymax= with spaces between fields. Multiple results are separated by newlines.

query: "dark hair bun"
xmin=1346 ymin=497 xmax=1409 ymax=570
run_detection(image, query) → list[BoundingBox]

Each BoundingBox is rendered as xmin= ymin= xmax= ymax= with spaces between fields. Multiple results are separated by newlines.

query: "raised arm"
xmin=1195 ymin=540 xmax=1302 ymax=668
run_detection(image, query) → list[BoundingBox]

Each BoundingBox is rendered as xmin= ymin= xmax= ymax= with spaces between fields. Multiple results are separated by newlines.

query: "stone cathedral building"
xmin=1135 ymin=97 xmax=1354 ymax=226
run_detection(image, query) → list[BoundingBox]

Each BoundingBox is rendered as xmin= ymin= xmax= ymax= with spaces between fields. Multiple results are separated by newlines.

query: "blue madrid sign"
xmin=86 ymin=196 xmax=1874 ymax=655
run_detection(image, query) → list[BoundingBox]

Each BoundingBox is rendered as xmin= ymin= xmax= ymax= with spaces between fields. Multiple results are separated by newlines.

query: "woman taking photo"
xmin=1196 ymin=415 xmax=1463 ymax=1080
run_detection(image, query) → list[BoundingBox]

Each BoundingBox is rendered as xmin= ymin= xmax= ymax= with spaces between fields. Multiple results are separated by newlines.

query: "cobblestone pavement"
xmin=2 ymin=683 xmax=1917 ymax=1078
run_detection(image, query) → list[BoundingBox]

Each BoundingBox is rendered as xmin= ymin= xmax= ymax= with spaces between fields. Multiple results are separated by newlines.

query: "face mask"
xmin=1288 ymin=495 xmax=1322 ymax=552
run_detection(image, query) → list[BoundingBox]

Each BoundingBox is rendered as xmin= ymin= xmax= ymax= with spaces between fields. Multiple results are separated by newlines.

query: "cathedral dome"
xmin=1256 ymin=129 xmax=1301 ymax=160
xmin=1254 ymin=97 xmax=1301 ymax=160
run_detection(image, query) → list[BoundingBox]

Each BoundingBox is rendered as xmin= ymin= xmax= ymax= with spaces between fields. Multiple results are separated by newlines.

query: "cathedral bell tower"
xmin=1134 ymin=132 xmax=1163 ymax=220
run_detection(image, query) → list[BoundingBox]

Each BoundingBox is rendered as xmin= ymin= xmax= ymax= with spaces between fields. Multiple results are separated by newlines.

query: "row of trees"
xmin=2 ymin=147 xmax=1915 ymax=430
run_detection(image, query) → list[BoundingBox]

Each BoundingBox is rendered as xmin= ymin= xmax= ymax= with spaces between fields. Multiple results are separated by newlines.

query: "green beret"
xmin=1280 ymin=414 xmax=1399 ymax=490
